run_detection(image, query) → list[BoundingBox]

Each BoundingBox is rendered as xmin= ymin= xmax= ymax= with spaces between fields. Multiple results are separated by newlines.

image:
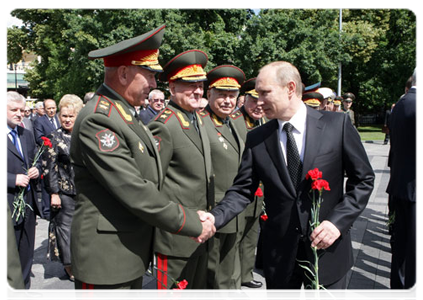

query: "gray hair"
xmin=35 ymin=101 xmax=44 ymax=109
xmin=7 ymin=91 xmax=26 ymax=105
xmin=411 ymin=65 xmax=420 ymax=86
xmin=148 ymin=89 xmax=164 ymax=100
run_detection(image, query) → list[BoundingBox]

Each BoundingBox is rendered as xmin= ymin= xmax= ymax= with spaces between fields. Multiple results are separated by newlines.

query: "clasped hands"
xmin=15 ymin=167 xmax=39 ymax=187
xmin=192 ymin=211 xmax=216 ymax=243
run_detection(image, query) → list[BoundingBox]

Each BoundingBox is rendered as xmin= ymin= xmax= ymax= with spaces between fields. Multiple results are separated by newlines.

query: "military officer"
xmin=148 ymin=50 xmax=214 ymax=289
xmin=228 ymin=78 xmax=267 ymax=289
xmin=333 ymin=96 xmax=343 ymax=112
xmin=316 ymin=87 xmax=336 ymax=111
xmin=342 ymin=92 xmax=356 ymax=126
xmin=198 ymin=65 xmax=245 ymax=289
xmin=70 ymin=26 xmax=215 ymax=289
xmin=302 ymin=91 xmax=324 ymax=110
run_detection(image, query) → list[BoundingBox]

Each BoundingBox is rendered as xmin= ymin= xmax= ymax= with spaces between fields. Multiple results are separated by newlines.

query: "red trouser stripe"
xmin=156 ymin=253 xmax=168 ymax=289
xmin=81 ymin=282 xmax=94 ymax=300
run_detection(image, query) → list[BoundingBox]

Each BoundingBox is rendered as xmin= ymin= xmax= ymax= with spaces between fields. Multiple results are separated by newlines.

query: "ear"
xmin=117 ymin=66 xmax=129 ymax=85
xmin=207 ymin=88 xmax=212 ymax=99
xmin=169 ymin=81 xmax=176 ymax=96
xmin=287 ymin=81 xmax=296 ymax=97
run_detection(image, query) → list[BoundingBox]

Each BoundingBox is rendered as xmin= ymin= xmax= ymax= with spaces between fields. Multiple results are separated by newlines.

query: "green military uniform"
xmin=148 ymin=50 xmax=214 ymax=289
xmin=200 ymin=65 xmax=246 ymax=289
xmin=230 ymin=78 xmax=266 ymax=288
xmin=342 ymin=92 xmax=356 ymax=126
xmin=70 ymin=25 xmax=202 ymax=289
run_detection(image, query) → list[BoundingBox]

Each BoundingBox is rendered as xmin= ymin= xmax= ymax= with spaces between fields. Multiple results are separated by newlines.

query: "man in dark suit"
xmin=33 ymin=99 xmax=59 ymax=145
xmin=7 ymin=91 xmax=43 ymax=288
xmin=386 ymin=70 xmax=416 ymax=289
xmin=204 ymin=61 xmax=375 ymax=289
xmin=138 ymin=89 xmax=165 ymax=125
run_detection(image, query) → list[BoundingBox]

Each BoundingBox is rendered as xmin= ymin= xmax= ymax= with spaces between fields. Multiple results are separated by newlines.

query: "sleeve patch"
xmin=96 ymin=129 xmax=120 ymax=152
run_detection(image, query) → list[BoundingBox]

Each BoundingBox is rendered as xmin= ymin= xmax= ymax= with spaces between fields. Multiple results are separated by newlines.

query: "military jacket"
xmin=230 ymin=106 xmax=266 ymax=219
xmin=148 ymin=101 xmax=213 ymax=258
xmin=199 ymin=106 xmax=245 ymax=233
xmin=70 ymin=84 xmax=202 ymax=285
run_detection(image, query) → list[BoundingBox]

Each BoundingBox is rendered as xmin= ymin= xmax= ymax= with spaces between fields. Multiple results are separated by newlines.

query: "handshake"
xmin=192 ymin=211 xmax=216 ymax=243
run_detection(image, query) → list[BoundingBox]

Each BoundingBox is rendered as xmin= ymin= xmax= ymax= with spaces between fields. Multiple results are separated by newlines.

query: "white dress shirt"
xmin=277 ymin=103 xmax=307 ymax=165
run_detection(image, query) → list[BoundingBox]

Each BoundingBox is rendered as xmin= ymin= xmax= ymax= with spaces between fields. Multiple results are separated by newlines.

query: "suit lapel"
xmin=263 ymin=120 xmax=297 ymax=197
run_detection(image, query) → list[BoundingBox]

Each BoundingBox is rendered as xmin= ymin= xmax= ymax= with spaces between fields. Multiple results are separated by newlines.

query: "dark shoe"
xmin=228 ymin=290 xmax=250 ymax=300
xmin=241 ymin=280 xmax=263 ymax=288
xmin=25 ymin=291 xmax=43 ymax=299
xmin=64 ymin=267 xmax=75 ymax=282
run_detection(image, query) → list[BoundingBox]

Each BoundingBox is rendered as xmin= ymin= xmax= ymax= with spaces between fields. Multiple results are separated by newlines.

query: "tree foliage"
xmin=8 ymin=9 xmax=416 ymax=117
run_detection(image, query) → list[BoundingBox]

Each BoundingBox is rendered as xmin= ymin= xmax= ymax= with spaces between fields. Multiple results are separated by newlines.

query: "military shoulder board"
xmin=94 ymin=96 xmax=112 ymax=117
xmin=230 ymin=110 xmax=243 ymax=120
xmin=198 ymin=110 xmax=210 ymax=118
xmin=154 ymin=108 xmax=173 ymax=124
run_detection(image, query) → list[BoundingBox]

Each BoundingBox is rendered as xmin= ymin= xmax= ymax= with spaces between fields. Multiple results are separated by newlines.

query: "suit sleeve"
xmin=77 ymin=113 xmax=202 ymax=237
xmin=327 ymin=114 xmax=375 ymax=235
xmin=32 ymin=118 xmax=44 ymax=146
xmin=211 ymin=134 xmax=260 ymax=229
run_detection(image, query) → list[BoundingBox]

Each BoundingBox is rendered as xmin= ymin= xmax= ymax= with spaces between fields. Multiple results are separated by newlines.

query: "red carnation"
xmin=41 ymin=136 xmax=53 ymax=148
xmin=260 ymin=214 xmax=268 ymax=221
xmin=255 ymin=187 xmax=263 ymax=197
xmin=174 ymin=279 xmax=188 ymax=290
xmin=311 ymin=179 xmax=330 ymax=192
xmin=306 ymin=168 xmax=322 ymax=181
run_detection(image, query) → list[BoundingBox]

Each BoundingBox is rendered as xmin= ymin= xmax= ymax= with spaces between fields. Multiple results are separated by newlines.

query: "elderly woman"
xmin=43 ymin=94 xmax=83 ymax=281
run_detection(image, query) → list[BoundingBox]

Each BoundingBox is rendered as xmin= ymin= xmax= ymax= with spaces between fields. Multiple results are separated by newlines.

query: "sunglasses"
xmin=153 ymin=99 xmax=165 ymax=103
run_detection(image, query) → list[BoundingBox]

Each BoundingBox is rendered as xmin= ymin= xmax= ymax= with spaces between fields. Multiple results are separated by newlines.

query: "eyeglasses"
xmin=24 ymin=110 xmax=31 ymax=112
xmin=153 ymin=99 xmax=165 ymax=103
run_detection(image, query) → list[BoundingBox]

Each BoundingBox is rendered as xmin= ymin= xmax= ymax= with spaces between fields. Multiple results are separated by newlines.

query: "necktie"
xmin=10 ymin=130 xmax=24 ymax=160
xmin=191 ymin=113 xmax=200 ymax=134
xmin=283 ymin=122 xmax=302 ymax=189
xmin=50 ymin=118 xmax=57 ymax=129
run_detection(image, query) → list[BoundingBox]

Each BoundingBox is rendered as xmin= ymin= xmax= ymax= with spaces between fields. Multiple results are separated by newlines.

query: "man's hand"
xmin=27 ymin=167 xmax=39 ymax=179
xmin=15 ymin=174 xmax=30 ymax=187
xmin=192 ymin=211 xmax=216 ymax=243
xmin=310 ymin=220 xmax=341 ymax=250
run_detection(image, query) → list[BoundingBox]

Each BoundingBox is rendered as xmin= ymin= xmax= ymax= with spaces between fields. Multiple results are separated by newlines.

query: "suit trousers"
xmin=75 ymin=277 xmax=142 ymax=300
xmin=14 ymin=206 xmax=36 ymax=289
xmin=390 ymin=198 xmax=416 ymax=289
xmin=266 ymin=241 xmax=347 ymax=300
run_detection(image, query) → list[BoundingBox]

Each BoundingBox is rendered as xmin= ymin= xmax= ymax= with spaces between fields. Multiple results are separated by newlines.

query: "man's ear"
xmin=169 ymin=81 xmax=176 ymax=96
xmin=117 ymin=66 xmax=129 ymax=85
xmin=287 ymin=81 xmax=296 ymax=97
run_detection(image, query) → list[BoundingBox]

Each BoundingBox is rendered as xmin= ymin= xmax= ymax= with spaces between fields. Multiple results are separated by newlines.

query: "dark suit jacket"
xmin=138 ymin=106 xmax=159 ymax=125
xmin=33 ymin=114 xmax=60 ymax=145
xmin=386 ymin=88 xmax=416 ymax=202
xmin=211 ymin=106 xmax=375 ymax=287
xmin=7 ymin=126 xmax=42 ymax=225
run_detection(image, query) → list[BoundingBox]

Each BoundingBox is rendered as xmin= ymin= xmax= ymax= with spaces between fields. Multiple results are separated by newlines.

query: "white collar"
xmin=277 ymin=102 xmax=307 ymax=134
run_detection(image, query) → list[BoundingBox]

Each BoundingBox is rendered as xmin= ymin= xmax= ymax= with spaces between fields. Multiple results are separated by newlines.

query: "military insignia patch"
xmin=139 ymin=142 xmax=145 ymax=153
xmin=96 ymin=129 xmax=119 ymax=152
xmin=153 ymin=136 xmax=162 ymax=151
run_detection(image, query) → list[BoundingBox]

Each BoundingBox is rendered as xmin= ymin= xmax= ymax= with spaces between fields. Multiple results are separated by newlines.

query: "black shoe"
xmin=25 ymin=291 xmax=43 ymax=299
xmin=228 ymin=290 xmax=250 ymax=300
xmin=241 ymin=280 xmax=263 ymax=288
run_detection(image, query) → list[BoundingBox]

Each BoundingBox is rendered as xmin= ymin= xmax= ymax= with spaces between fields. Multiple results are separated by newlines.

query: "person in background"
xmin=236 ymin=95 xmax=245 ymax=109
xmin=32 ymin=101 xmax=45 ymax=121
xmin=43 ymin=94 xmax=84 ymax=282
xmin=7 ymin=91 xmax=42 ymax=288
xmin=387 ymin=70 xmax=416 ymax=289
xmin=83 ymin=92 xmax=95 ymax=105
xmin=333 ymin=96 xmax=343 ymax=112
xmin=383 ymin=103 xmax=395 ymax=145
xmin=342 ymin=92 xmax=355 ymax=126
xmin=197 ymin=98 xmax=209 ymax=112
xmin=138 ymin=89 xmax=165 ymax=125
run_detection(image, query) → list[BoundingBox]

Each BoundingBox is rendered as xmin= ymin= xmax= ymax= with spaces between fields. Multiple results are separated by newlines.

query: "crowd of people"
xmin=7 ymin=24 xmax=415 ymax=291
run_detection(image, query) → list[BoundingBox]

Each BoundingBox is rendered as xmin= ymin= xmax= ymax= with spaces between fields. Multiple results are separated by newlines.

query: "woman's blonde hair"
xmin=58 ymin=94 xmax=84 ymax=115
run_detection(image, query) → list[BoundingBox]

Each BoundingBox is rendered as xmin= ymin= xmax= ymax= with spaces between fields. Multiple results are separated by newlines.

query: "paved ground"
xmin=9 ymin=140 xmax=414 ymax=298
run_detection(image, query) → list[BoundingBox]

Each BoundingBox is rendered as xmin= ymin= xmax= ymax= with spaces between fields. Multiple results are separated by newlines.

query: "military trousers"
xmin=155 ymin=247 xmax=209 ymax=289
xmin=75 ymin=277 xmax=142 ymax=300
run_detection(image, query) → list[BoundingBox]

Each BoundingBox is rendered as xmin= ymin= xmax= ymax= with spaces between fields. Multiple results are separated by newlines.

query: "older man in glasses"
xmin=138 ymin=89 xmax=166 ymax=125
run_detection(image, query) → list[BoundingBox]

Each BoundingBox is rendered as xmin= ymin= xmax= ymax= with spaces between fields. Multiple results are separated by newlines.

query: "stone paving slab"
xmin=10 ymin=141 xmax=395 ymax=293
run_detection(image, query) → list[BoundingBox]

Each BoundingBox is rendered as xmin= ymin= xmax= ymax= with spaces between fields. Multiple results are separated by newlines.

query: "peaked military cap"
xmin=88 ymin=24 xmax=165 ymax=72
xmin=302 ymin=91 xmax=323 ymax=108
xmin=240 ymin=78 xmax=258 ymax=99
xmin=316 ymin=87 xmax=336 ymax=102
xmin=206 ymin=65 xmax=245 ymax=91
xmin=342 ymin=92 xmax=355 ymax=102
xmin=159 ymin=49 xmax=208 ymax=82
xmin=304 ymin=82 xmax=321 ymax=92
xmin=333 ymin=96 xmax=343 ymax=106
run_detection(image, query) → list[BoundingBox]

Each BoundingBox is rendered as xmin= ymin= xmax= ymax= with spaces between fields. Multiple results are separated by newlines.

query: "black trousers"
xmin=266 ymin=242 xmax=347 ymax=300
xmin=390 ymin=198 xmax=416 ymax=289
